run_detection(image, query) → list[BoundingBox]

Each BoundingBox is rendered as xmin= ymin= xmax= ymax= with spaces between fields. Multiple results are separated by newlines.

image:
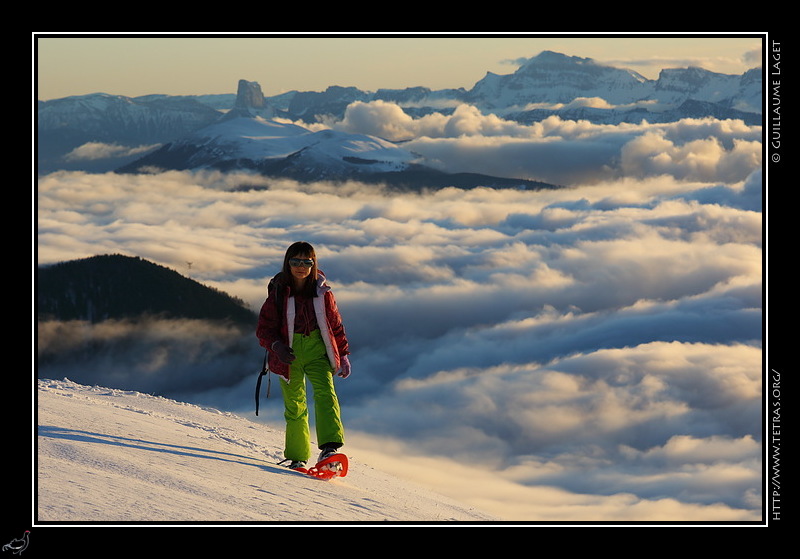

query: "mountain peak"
xmin=526 ymin=50 xmax=595 ymax=67
xmin=235 ymin=79 xmax=266 ymax=109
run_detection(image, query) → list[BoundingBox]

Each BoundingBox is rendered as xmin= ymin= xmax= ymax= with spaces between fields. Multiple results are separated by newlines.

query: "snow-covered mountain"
xmin=118 ymin=110 xmax=418 ymax=180
xmin=116 ymin=104 xmax=555 ymax=190
xmin=37 ymin=378 xmax=497 ymax=524
xmin=468 ymin=50 xmax=651 ymax=108
xmin=36 ymin=93 xmax=223 ymax=173
xmin=466 ymin=51 xmax=761 ymax=115
xmin=36 ymin=92 xmax=221 ymax=141
xmin=36 ymin=50 xmax=762 ymax=177
xmin=270 ymin=51 xmax=761 ymax=121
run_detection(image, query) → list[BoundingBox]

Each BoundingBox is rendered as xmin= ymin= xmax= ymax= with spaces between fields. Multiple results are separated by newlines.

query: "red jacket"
xmin=256 ymin=272 xmax=350 ymax=380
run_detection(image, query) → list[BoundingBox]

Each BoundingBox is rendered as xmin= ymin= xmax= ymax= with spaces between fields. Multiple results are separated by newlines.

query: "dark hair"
xmin=282 ymin=241 xmax=319 ymax=297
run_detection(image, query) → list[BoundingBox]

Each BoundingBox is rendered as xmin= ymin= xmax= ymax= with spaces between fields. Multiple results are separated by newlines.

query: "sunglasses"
xmin=289 ymin=258 xmax=314 ymax=268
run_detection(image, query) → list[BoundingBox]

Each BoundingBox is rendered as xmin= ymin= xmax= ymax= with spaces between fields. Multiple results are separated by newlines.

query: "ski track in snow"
xmin=36 ymin=379 xmax=496 ymax=524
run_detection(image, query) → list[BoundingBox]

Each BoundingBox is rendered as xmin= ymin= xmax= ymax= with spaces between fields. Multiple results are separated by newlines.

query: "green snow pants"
xmin=280 ymin=329 xmax=344 ymax=462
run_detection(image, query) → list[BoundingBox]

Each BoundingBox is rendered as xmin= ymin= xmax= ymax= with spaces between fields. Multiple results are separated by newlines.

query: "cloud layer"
xmin=328 ymin=101 xmax=762 ymax=186
xmin=36 ymin=107 xmax=763 ymax=522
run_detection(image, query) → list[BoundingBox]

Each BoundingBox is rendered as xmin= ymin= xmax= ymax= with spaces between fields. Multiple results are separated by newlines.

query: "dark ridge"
xmin=37 ymin=254 xmax=256 ymax=326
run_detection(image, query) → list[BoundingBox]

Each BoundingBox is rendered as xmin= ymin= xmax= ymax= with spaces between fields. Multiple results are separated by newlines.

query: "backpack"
xmin=255 ymin=274 xmax=284 ymax=415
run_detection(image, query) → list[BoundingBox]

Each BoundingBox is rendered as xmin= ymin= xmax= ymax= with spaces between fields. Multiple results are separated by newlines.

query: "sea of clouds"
xmin=36 ymin=102 xmax=763 ymax=521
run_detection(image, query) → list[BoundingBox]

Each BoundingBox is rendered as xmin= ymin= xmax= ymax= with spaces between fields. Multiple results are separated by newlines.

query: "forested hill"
xmin=37 ymin=254 xmax=256 ymax=326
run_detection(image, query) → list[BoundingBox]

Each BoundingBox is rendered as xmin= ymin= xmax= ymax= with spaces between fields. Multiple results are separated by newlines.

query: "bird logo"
xmin=2 ymin=531 xmax=29 ymax=555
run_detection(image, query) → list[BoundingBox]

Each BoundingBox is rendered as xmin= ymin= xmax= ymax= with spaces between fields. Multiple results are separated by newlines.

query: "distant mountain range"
xmin=470 ymin=51 xmax=760 ymax=116
xmin=37 ymin=254 xmax=256 ymax=326
xmin=37 ymin=50 xmax=762 ymax=186
xmin=114 ymin=108 xmax=557 ymax=190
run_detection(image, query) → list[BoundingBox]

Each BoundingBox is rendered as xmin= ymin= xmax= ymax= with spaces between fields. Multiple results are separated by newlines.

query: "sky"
xmin=34 ymin=33 xmax=764 ymax=101
xmin=35 ymin=32 xmax=765 ymax=523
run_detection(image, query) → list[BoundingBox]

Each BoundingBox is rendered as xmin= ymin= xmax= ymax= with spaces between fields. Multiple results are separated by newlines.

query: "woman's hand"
xmin=338 ymin=355 xmax=352 ymax=379
xmin=271 ymin=341 xmax=296 ymax=364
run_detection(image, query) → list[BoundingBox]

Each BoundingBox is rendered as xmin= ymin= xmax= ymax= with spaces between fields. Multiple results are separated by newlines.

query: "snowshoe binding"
xmin=279 ymin=459 xmax=309 ymax=473
xmin=305 ymin=453 xmax=349 ymax=480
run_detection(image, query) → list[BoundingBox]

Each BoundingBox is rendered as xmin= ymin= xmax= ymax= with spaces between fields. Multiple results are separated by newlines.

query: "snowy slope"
xmin=196 ymin=116 xmax=414 ymax=169
xmin=36 ymin=379 xmax=496 ymax=524
xmin=118 ymin=113 xmax=424 ymax=183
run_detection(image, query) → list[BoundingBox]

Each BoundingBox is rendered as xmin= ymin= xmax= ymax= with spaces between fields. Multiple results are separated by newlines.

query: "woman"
xmin=256 ymin=242 xmax=351 ymax=470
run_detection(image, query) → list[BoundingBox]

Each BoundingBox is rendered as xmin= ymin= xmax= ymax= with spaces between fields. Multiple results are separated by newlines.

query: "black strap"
xmin=255 ymin=274 xmax=284 ymax=415
xmin=255 ymin=349 xmax=270 ymax=415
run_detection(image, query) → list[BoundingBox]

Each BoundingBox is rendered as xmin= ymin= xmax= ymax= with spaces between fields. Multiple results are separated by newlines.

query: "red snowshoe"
xmin=302 ymin=453 xmax=349 ymax=480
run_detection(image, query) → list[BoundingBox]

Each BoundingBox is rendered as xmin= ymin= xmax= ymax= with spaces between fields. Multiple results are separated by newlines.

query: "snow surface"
xmin=186 ymin=115 xmax=416 ymax=172
xmin=36 ymin=378 xmax=496 ymax=524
